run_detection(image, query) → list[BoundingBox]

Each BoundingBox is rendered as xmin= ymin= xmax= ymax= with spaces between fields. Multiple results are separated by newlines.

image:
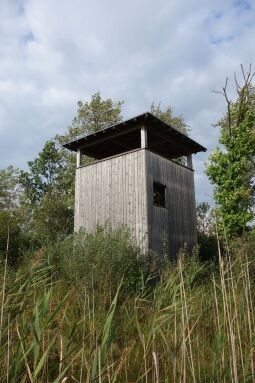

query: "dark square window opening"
xmin=153 ymin=182 xmax=166 ymax=208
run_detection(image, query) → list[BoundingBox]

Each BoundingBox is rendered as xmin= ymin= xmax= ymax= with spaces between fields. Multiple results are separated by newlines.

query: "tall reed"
xmin=0 ymin=232 xmax=254 ymax=382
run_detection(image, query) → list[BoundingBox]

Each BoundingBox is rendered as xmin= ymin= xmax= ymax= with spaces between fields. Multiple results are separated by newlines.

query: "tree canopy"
xmin=0 ymin=166 xmax=21 ymax=211
xmin=57 ymin=92 xmax=124 ymax=144
xmin=150 ymin=102 xmax=189 ymax=136
xmin=206 ymin=66 xmax=255 ymax=237
xmin=20 ymin=140 xmax=68 ymax=204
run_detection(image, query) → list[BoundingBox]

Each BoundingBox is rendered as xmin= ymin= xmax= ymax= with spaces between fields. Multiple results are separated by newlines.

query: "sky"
xmin=0 ymin=0 xmax=255 ymax=203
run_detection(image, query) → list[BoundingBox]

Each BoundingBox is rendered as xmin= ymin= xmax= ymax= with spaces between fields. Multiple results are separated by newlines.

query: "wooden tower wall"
xmin=74 ymin=149 xmax=148 ymax=249
xmin=74 ymin=148 xmax=197 ymax=258
xmin=145 ymin=150 xmax=197 ymax=258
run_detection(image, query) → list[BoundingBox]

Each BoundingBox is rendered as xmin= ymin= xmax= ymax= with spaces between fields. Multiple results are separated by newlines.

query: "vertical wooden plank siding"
xmin=74 ymin=148 xmax=197 ymax=258
xmin=146 ymin=150 xmax=197 ymax=259
xmin=74 ymin=149 xmax=148 ymax=251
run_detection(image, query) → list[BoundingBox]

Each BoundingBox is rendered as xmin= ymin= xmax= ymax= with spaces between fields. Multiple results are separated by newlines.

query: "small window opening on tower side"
xmin=153 ymin=182 xmax=166 ymax=207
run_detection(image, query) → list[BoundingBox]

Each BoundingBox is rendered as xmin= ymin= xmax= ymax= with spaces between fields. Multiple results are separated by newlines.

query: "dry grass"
xmin=0 ymin=235 xmax=254 ymax=382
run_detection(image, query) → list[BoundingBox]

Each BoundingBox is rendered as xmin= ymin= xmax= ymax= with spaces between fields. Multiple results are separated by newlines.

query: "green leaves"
xmin=150 ymin=102 xmax=189 ymax=165
xmin=17 ymin=288 xmax=70 ymax=381
xmin=90 ymin=281 xmax=122 ymax=382
xmin=206 ymin=72 xmax=255 ymax=238
xmin=20 ymin=140 xmax=67 ymax=204
xmin=58 ymin=92 xmax=124 ymax=143
xmin=0 ymin=166 xmax=21 ymax=211
xmin=150 ymin=102 xmax=189 ymax=136
xmin=53 ymin=224 xmax=147 ymax=294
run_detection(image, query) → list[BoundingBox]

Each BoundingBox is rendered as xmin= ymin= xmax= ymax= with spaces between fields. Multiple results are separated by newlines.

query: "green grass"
xmin=0 ymin=230 xmax=254 ymax=382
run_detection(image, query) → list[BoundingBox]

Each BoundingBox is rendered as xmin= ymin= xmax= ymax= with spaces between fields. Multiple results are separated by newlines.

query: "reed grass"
xmin=0 ymin=232 xmax=254 ymax=382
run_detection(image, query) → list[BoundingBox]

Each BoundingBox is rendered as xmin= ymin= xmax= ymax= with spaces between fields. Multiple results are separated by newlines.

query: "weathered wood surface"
xmin=75 ymin=149 xmax=148 ymax=250
xmin=75 ymin=148 xmax=197 ymax=258
xmin=145 ymin=150 xmax=197 ymax=259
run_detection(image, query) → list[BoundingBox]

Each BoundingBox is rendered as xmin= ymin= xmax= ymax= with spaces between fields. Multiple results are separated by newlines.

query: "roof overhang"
xmin=63 ymin=112 xmax=206 ymax=160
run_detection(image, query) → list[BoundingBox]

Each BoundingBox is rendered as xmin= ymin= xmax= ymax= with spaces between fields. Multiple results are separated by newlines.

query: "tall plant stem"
xmin=0 ymin=226 xmax=9 ymax=345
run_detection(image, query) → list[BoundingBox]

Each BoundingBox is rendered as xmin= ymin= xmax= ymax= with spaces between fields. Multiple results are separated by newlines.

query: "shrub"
xmin=49 ymin=224 xmax=148 ymax=294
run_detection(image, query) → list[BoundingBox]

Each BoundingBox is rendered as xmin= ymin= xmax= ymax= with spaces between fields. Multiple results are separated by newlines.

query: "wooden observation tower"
xmin=63 ymin=112 xmax=206 ymax=258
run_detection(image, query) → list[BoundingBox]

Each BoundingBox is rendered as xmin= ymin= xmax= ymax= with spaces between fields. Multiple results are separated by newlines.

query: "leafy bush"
xmin=49 ymin=224 xmax=148 ymax=294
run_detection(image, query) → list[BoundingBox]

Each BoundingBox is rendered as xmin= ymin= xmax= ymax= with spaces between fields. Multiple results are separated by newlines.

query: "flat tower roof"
xmin=63 ymin=112 xmax=206 ymax=160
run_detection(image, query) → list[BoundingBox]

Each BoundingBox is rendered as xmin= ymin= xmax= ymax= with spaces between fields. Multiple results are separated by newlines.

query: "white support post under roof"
xmin=77 ymin=148 xmax=81 ymax=168
xmin=187 ymin=154 xmax=193 ymax=169
xmin=141 ymin=125 xmax=147 ymax=149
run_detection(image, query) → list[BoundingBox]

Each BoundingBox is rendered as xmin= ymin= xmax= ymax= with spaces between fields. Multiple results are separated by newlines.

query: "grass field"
xmin=0 ymin=231 xmax=254 ymax=382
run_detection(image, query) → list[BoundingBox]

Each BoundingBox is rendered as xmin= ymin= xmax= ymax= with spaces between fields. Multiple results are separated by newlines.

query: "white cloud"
xmin=0 ymin=0 xmax=255 ymax=202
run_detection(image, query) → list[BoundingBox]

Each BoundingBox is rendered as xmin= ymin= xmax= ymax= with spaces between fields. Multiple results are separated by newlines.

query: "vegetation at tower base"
xmin=51 ymin=225 xmax=148 ymax=294
xmin=206 ymin=66 xmax=255 ymax=238
xmin=0 ymin=225 xmax=255 ymax=382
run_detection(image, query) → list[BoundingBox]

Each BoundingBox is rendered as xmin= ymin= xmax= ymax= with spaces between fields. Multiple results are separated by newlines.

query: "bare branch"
xmin=221 ymin=77 xmax=232 ymax=134
xmin=210 ymin=88 xmax=225 ymax=96
xmin=241 ymin=63 xmax=246 ymax=83
xmin=212 ymin=65 xmax=255 ymax=135
xmin=235 ymin=64 xmax=255 ymax=127
xmin=234 ymin=72 xmax=241 ymax=95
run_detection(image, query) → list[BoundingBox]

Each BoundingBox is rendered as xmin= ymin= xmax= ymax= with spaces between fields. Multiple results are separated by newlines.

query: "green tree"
xmin=206 ymin=66 xmax=255 ymax=237
xmin=196 ymin=202 xmax=215 ymax=236
xmin=150 ymin=102 xmax=189 ymax=165
xmin=33 ymin=190 xmax=73 ymax=242
xmin=20 ymin=140 xmax=70 ymax=204
xmin=19 ymin=140 xmax=74 ymax=242
xmin=0 ymin=166 xmax=21 ymax=211
xmin=150 ymin=102 xmax=189 ymax=136
xmin=57 ymin=92 xmax=124 ymax=144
